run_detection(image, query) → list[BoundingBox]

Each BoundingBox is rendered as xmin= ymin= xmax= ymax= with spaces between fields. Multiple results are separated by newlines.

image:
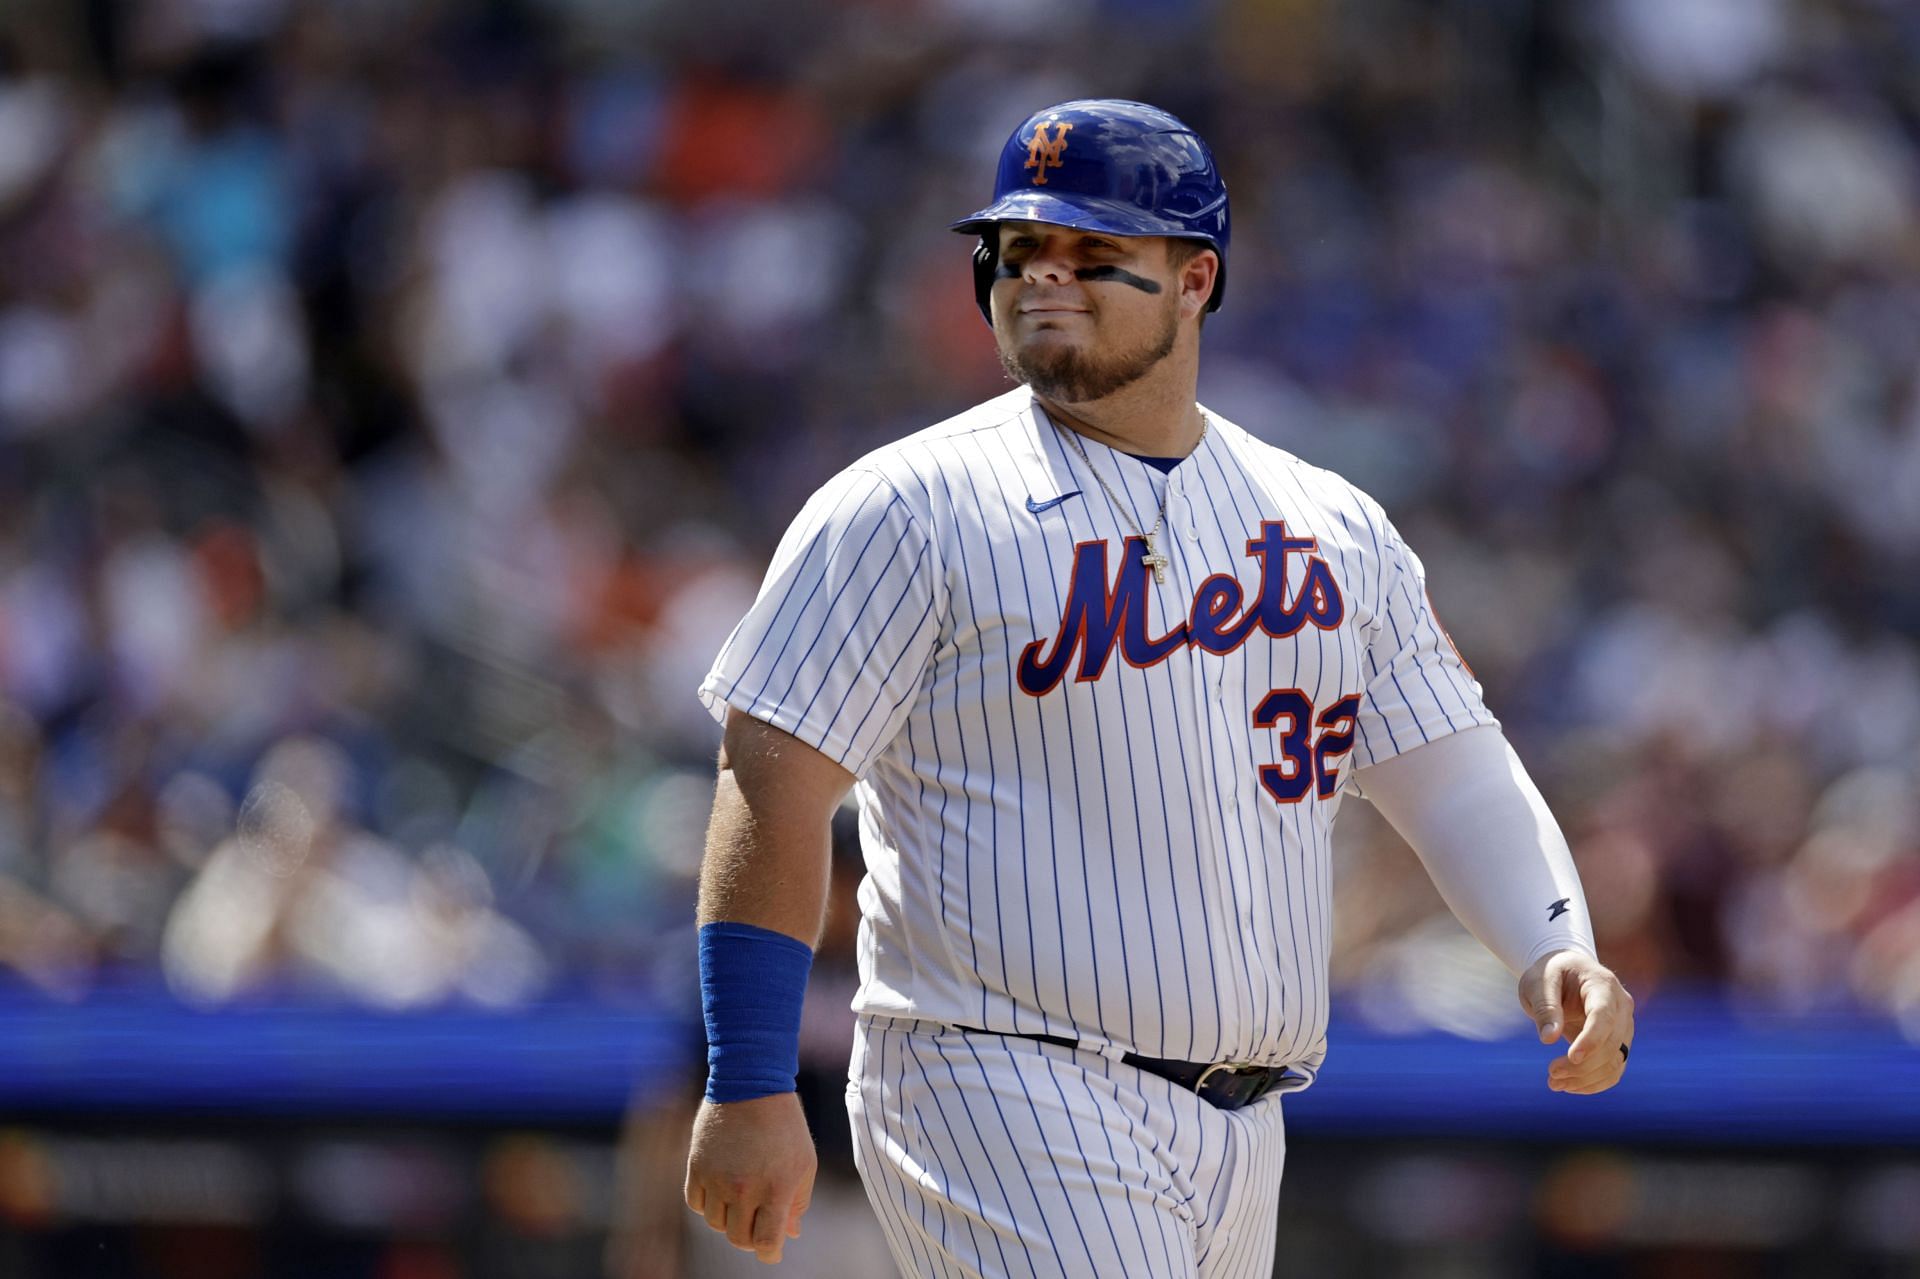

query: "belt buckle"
xmin=1193 ymin=1061 xmax=1253 ymax=1094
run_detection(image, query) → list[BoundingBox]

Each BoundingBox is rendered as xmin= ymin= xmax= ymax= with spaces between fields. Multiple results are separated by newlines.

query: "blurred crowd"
xmin=0 ymin=0 xmax=1916 ymax=1043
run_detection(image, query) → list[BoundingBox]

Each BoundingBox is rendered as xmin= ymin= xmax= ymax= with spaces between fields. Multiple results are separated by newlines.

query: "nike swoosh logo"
xmin=1026 ymin=491 xmax=1081 ymax=515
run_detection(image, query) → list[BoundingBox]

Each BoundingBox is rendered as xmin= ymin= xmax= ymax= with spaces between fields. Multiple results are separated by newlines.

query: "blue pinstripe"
xmin=903 ymin=1039 xmax=1004 ymax=1276
xmin=1015 ymin=1042 xmax=1135 ymax=1272
xmin=761 ymin=504 xmax=913 ymax=712
xmin=947 ymin=453 xmax=1014 ymax=1026
xmin=1091 ymin=1054 xmax=1188 ymax=1275
xmin=1261 ymin=450 xmax=1353 ymax=1060
xmin=982 ymin=433 xmax=1067 ymax=1038
xmin=1036 ymin=479 xmax=1106 ymax=1035
xmin=1330 ymin=508 xmax=1385 ymax=767
xmin=953 ymin=1033 xmax=1084 ymax=1275
xmin=1390 ymin=573 xmax=1470 ymax=727
xmin=1053 ymin=451 xmax=1146 ymax=1047
xmin=834 ymin=580 xmax=938 ymax=762
xmin=1066 ymin=1054 xmax=1177 ymax=1276
xmin=1181 ymin=438 xmax=1282 ymax=1061
xmin=1211 ymin=436 xmax=1316 ymax=1061
xmin=722 ymin=476 xmax=890 ymax=705
xmin=1147 ymin=525 xmax=1230 ymax=1064
xmin=1352 ymin=504 xmax=1410 ymax=758
xmin=871 ymin=1026 xmax=944 ymax=1278
xmin=927 ymin=458 xmax=991 ymax=1020
xmin=1387 ymin=577 xmax=1463 ymax=732
xmin=808 ymin=536 xmax=930 ymax=728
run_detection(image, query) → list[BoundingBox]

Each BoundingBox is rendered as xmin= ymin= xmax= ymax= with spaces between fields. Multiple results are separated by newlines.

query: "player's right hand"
xmin=684 ymin=1092 xmax=817 ymax=1265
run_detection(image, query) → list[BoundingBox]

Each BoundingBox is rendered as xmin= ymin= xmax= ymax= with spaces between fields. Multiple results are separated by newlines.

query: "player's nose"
xmin=1019 ymin=238 xmax=1080 ymax=288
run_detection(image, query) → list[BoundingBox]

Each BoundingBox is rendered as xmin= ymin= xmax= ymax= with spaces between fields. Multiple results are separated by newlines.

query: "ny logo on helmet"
xmin=1025 ymin=121 xmax=1073 ymax=185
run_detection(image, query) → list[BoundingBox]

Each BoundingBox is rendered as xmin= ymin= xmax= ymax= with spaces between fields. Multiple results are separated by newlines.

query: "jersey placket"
xmin=1163 ymin=465 xmax=1258 ymax=1062
xmin=1073 ymin=448 xmax=1197 ymax=1050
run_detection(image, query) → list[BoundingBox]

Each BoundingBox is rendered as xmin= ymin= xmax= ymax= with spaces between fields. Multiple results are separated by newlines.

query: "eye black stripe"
xmin=1075 ymin=266 xmax=1161 ymax=294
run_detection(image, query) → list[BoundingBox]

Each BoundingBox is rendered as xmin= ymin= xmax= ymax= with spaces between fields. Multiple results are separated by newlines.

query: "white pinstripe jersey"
xmin=699 ymin=388 xmax=1494 ymax=1082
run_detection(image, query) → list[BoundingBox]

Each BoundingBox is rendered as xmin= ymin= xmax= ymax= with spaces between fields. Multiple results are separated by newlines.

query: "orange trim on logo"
xmin=1024 ymin=122 xmax=1073 ymax=186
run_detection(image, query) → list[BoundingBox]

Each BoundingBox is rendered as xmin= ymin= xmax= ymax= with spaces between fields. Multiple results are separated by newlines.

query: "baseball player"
xmin=684 ymin=99 xmax=1635 ymax=1276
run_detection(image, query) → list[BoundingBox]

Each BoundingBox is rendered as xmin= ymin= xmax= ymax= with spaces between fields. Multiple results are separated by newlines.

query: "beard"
xmin=998 ymin=299 xmax=1179 ymax=403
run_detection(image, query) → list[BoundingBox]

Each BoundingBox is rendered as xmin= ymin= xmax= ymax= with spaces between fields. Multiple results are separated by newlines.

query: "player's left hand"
xmin=1519 ymin=948 xmax=1635 ymax=1095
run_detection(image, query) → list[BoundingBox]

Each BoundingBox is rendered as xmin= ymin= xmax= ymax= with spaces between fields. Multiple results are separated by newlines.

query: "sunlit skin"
xmin=990 ymin=221 xmax=1218 ymax=457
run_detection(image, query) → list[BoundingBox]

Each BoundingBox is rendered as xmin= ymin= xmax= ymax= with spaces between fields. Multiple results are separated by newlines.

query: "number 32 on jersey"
xmin=1251 ymin=690 xmax=1358 ymax=803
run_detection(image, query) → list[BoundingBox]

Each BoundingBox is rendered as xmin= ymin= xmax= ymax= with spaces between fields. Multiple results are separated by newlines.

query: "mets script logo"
xmin=1025 ymin=121 xmax=1073 ymax=186
xmin=1017 ymin=521 xmax=1346 ymax=696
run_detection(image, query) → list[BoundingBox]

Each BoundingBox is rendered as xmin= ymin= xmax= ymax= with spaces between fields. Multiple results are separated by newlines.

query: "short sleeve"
xmin=1349 ymin=513 xmax=1497 ymax=772
xmin=697 ymin=467 xmax=942 ymax=778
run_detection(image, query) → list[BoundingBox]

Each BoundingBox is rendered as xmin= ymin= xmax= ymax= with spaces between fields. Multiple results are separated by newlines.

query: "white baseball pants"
xmin=847 ymin=1016 xmax=1286 ymax=1279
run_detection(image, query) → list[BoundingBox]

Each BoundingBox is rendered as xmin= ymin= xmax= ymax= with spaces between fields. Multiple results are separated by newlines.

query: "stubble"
xmin=999 ymin=297 xmax=1179 ymax=403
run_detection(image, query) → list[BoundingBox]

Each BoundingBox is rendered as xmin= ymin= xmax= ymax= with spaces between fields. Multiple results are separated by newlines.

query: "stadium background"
xmin=1 ymin=0 xmax=1918 ymax=1275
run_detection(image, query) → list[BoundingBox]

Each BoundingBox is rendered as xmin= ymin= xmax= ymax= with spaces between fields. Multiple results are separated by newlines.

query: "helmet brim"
xmin=948 ymin=190 xmax=1217 ymax=243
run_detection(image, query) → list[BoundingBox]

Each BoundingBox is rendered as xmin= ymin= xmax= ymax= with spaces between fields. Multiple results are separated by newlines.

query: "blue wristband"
xmin=699 ymin=921 xmax=814 ymax=1104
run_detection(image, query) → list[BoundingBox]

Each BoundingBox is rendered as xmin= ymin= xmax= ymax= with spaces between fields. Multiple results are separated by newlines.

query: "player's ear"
xmin=1178 ymin=248 xmax=1218 ymax=322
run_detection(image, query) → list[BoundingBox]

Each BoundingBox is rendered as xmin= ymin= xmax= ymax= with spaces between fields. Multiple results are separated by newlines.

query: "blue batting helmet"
xmin=950 ymin=99 xmax=1230 ymax=321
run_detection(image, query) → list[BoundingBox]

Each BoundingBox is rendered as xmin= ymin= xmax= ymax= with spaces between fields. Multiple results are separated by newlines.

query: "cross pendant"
xmin=1141 ymin=535 xmax=1170 ymax=585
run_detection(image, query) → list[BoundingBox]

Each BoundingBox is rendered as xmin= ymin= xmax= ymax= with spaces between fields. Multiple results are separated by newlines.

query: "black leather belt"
xmin=957 ymin=1027 xmax=1303 ymax=1112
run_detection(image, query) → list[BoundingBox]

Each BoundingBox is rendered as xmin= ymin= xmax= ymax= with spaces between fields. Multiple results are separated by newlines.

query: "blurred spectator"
xmin=0 ymin=0 xmax=1912 ymax=1051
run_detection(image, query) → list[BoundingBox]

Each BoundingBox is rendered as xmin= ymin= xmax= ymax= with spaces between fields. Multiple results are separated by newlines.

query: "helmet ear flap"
xmin=971 ymin=237 xmax=998 ymax=324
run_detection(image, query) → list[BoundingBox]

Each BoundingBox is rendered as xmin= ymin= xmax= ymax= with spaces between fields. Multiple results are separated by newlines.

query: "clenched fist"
xmin=685 ymin=1093 xmax=818 ymax=1265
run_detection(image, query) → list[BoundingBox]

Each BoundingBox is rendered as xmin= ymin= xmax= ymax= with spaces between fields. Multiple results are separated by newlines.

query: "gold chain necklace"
xmin=1055 ymin=413 xmax=1206 ymax=585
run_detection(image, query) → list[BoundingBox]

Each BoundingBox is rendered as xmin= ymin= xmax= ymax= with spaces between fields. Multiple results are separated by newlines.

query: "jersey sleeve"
xmin=698 ymin=467 xmax=942 ymax=778
xmin=1349 ymin=510 xmax=1497 ymax=773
